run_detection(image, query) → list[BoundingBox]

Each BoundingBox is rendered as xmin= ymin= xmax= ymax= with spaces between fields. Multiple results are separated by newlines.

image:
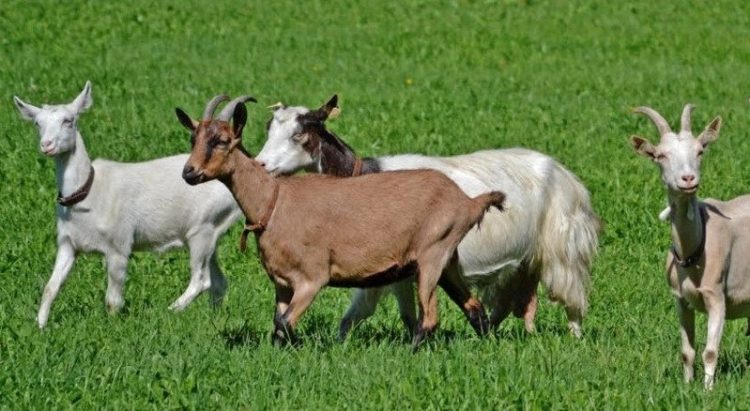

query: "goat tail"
xmin=534 ymin=165 xmax=600 ymax=323
xmin=470 ymin=190 xmax=506 ymax=229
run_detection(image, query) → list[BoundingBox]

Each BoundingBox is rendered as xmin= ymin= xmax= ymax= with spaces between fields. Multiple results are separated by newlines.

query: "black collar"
xmin=57 ymin=166 xmax=95 ymax=207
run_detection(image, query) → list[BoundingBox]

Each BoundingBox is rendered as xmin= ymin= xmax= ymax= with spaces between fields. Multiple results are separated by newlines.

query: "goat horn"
xmin=633 ymin=106 xmax=672 ymax=136
xmin=680 ymin=104 xmax=695 ymax=133
xmin=218 ymin=95 xmax=258 ymax=121
xmin=203 ymin=95 xmax=230 ymax=120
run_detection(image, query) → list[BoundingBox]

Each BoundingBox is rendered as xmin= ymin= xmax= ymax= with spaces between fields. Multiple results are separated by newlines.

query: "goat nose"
xmin=182 ymin=165 xmax=195 ymax=177
xmin=257 ymin=161 xmax=266 ymax=168
xmin=681 ymin=174 xmax=695 ymax=183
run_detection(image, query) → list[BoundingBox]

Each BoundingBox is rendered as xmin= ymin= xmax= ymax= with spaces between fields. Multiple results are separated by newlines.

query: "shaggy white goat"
xmin=14 ymin=82 xmax=241 ymax=328
xmin=256 ymin=97 xmax=600 ymax=338
xmin=631 ymin=104 xmax=750 ymax=389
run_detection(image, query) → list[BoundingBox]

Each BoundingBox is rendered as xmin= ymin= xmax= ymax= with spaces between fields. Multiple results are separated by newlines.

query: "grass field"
xmin=3 ymin=0 xmax=750 ymax=408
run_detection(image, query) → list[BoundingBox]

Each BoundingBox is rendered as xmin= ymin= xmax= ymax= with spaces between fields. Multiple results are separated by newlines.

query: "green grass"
xmin=2 ymin=0 xmax=750 ymax=408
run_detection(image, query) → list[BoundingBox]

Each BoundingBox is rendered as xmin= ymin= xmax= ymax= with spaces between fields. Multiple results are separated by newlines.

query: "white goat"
xmin=14 ymin=82 xmax=241 ymax=328
xmin=631 ymin=104 xmax=750 ymax=389
xmin=256 ymin=96 xmax=600 ymax=338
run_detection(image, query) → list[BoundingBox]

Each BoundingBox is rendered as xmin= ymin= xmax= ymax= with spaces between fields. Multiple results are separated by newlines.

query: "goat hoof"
xmin=168 ymin=302 xmax=186 ymax=312
xmin=411 ymin=324 xmax=434 ymax=351
xmin=338 ymin=320 xmax=353 ymax=341
xmin=402 ymin=317 xmax=418 ymax=337
xmin=271 ymin=327 xmax=299 ymax=347
xmin=704 ymin=374 xmax=715 ymax=391
xmin=106 ymin=303 xmax=123 ymax=315
xmin=468 ymin=309 xmax=490 ymax=337
xmin=208 ymin=297 xmax=224 ymax=310
xmin=271 ymin=329 xmax=289 ymax=346
xmin=411 ymin=334 xmax=425 ymax=352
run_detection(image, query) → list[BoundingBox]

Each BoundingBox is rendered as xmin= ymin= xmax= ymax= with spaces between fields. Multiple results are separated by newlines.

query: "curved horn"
xmin=203 ymin=95 xmax=229 ymax=120
xmin=218 ymin=95 xmax=258 ymax=121
xmin=633 ymin=106 xmax=672 ymax=136
xmin=680 ymin=104 xmax=694 ymax=133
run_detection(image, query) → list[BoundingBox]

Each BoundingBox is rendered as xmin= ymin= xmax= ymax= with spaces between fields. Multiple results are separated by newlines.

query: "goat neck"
xmin=222 ymin=148 xmax=280 ymax=228
xmin=55 ymin=132 xmax=93 ymax=201
xmin=668 ymin=191 xmax=704 ymax=266
xmin=317 ymin=133 xmax=379 ymax=177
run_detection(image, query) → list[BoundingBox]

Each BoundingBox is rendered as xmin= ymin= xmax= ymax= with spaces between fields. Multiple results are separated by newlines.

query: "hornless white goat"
xmin=631 ymin=104 xmax=750 ymax=389
xmin=256 ymin=96 xmax=600 ymax=338
xmin=14 ymin=82 xmax=242 ymax=328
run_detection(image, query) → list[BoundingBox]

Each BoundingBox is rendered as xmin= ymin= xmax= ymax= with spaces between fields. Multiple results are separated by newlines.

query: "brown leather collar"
xmin=240 ymin=183 xmax=280 ymax=252
xmin=352 ymin=157 xmax=363 ymax=177
xmin=58 ymin=166 xmax=95 ymax=207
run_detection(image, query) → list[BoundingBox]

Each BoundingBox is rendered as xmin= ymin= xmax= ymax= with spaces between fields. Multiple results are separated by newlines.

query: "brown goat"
xmin=175 ymin=95 xmax=506 ymax=347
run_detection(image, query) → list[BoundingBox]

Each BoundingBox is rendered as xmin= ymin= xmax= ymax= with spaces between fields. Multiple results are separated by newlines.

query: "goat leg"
xmin=271 ymin=284 xmax=296 ymax=346
xmin=272 ymin=311 xmax=299 ymax=347
xmin=104 ymin=253 xmax=129 ymax=313
xmin=702 ymin=287 xmax=726 ymax=390
xmin=38 ymin=240 xmax=76 ymax=329
xmin=272 ymin=280 xmax=323 ymax=347
xmin=412 ymin=290 xmax=439 ymax=351
xmin=439 ymin=262 xmax=489 ymax=336
xmin=412 ymin=266 xmax=441 ymax=350
xmin=391 ymin=279 xmax=418 ymax=336
xmin=338 ymin=287 xmax=388 ymax=340
xmin=676 ymin=297 xmax=696 ymax=383
xmin=510 ymin=261 xmax=538 ymax=333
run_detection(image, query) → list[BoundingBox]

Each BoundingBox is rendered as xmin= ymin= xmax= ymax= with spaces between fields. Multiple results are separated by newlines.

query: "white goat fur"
xmin=14 ymin=82 xmax=241 ymax=328
xmin=257 ymin=104 xmax=600 ymax=337
xmin=631 ymin=104 xmax=750 ymax=390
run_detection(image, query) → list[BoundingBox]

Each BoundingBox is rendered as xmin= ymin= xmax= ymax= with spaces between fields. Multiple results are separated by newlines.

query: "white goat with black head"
xmin=631 ymin=104 xmax=750 ymax=389
xmin=256 ymin=96 xmax=600 ymax=338
xmin=14 ymin=82 xmax=242 ymax=328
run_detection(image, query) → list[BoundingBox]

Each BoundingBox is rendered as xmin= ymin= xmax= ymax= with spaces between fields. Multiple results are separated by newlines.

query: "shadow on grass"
xmin=217 ymin=310 xmax=597 ymax=351
xmin=717 ymin=349 xmax=750 ymax=377
xmin=492 ymin=320 xmax=594 ymax=341
xmin=217 ymin=320 xmax=267 ymax=350
xmin=216 ymin=317 xmax=467 ymax=351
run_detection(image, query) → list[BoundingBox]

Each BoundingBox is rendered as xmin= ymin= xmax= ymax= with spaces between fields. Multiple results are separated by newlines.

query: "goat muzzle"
xmin=182 ymin=165 xmax=203 ymax=185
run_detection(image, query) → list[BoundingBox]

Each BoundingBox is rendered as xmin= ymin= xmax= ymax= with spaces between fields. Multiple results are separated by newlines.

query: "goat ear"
xmin=175 ymin=108 xmax=198 ymax=131
xmin=698 ymin=116 xmax=721 ymax=147
xmin=13 ymin=96 xmax=41 ymax=120
xmin=320 ymin=94 xmax=340 ymax=120
xmin=630 ymin=135 xmax=657 ymax=159
xmin=70 ymin=81 xmax=93 ymax=114
xmin=232 ymin=102 xmax=248 ymax=139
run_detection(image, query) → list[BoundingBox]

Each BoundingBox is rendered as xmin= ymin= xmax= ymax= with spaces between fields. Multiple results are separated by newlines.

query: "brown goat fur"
xmin=176 ymin=97 xmax=506 ymax=347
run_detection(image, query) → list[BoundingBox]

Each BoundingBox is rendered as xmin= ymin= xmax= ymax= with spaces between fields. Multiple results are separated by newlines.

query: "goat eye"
xmin=62 ymin=118 xmax=73 ymax=125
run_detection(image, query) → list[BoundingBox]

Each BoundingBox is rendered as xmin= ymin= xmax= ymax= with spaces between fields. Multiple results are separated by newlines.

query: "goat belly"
xmin=327 ymin=261 xmax=418 ymax=288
